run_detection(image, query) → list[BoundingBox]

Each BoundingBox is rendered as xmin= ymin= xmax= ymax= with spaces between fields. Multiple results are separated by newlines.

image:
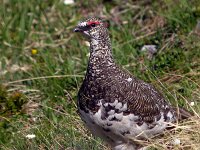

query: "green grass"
xmin=0 ymin=0 xmax=200 ymax=149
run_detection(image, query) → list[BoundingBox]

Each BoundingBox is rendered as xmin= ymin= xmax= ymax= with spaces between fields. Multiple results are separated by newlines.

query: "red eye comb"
xmin=87 ymin=21 xmax=100 ymax=26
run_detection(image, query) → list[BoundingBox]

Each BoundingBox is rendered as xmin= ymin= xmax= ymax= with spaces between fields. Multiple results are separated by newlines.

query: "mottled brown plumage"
xmin=74 ymin=17 xmax=191 ymax=150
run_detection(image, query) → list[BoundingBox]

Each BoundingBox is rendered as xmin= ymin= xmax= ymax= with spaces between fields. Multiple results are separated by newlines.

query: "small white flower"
xmin=32 ymin=117 xmax=37 ymax=122
xmin=86 ymin=53 xmax=90 ymax=57
xmin=63 ymin=0 xmax=74 ymax=5
xmin=84 ymin=41 xmax=90 ymax=47
xmin=26 ymin=134 xmax=36 ymax=139
xmin=172 ymin=138 xmax=180 ymax=145
xmin=122 ymin=21 xmax=128 ymax=24
xmin=190 ymin=102 xmax=195 ymax=106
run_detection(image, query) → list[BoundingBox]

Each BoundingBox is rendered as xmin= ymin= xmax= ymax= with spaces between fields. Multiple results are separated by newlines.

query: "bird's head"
xmin=73 ymin=17 xmax=109 ymax=41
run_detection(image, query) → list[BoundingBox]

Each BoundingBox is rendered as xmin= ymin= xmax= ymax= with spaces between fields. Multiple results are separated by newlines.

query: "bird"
xmin=74 ymin=17 xmax=192 ymax=150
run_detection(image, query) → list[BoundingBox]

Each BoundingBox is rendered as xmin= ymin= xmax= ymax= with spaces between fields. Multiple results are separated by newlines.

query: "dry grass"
xmin=128 ymin=116 xmax=200 ymax=150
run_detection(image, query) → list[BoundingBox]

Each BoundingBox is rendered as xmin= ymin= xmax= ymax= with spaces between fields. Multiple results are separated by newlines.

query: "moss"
xmin=0 ymin=85 xmax=8 ymax=103
xmin=6 ymin=92 xmax=27 ymax=113
xmin=0 ymin=85 xmax=27 ymax=117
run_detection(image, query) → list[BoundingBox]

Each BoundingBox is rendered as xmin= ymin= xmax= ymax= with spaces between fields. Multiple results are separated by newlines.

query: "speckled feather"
xmin=75 ymin=17 xmax=189 ymax=150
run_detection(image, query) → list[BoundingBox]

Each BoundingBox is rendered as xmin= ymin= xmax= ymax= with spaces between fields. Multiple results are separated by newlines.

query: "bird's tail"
xmin=173 ymin=107 xmax=193 ymax=120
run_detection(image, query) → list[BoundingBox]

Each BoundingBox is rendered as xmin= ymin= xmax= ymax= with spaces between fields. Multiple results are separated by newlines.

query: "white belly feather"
xmin=79 ymin=99 xmax=175 ymax=149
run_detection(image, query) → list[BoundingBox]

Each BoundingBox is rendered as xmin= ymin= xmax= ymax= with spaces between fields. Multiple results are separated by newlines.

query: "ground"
xmin=0 ymin=0 xmax=200 ymax=150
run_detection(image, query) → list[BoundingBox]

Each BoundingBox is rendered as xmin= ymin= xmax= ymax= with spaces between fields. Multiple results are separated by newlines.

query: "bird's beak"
xmin=73 ymin=27 xmax=82 ymax=32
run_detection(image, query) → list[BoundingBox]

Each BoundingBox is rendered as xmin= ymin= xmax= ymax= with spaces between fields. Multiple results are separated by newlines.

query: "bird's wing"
xmin=100 ymin=69 xmax=176 ymax=125
xmin=124 ymin=79 xmax=174 ymax=124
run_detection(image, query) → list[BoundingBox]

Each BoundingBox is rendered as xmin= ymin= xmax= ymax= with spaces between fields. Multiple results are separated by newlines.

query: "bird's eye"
xmin=91 ymin=23 xmax=96 ymax=27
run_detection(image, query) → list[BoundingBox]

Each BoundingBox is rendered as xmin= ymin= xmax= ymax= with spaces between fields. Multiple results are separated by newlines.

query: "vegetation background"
xmin=0 ymin=0 xmax=200 ymax=149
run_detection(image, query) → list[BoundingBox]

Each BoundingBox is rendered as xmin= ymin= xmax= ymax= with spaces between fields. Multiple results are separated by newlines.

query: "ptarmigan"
xmin=74 ymin=17 xmax=191 ymax=150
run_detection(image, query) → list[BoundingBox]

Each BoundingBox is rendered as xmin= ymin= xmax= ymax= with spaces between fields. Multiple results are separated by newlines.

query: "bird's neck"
xmin=87 ymin=37 xmax=115 ymax=73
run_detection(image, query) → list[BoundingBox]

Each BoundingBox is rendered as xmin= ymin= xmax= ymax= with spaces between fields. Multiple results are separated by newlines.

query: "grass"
xmin=0 ymin=0 xmax=200 ymax=149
